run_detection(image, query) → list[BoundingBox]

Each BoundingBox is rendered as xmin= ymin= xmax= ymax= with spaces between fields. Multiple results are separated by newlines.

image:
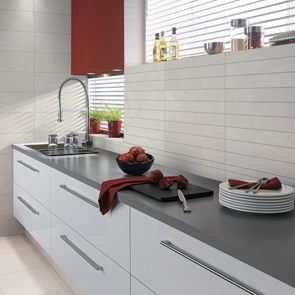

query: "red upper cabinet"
xmin=71 ymin=0 xmax=124 ymax=75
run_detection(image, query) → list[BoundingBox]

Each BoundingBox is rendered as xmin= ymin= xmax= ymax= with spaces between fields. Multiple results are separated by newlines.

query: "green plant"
xmin=80 ymin=107 xmax=105 ymax=123
xmin=103 ymin=104 xmax=123 ymax=122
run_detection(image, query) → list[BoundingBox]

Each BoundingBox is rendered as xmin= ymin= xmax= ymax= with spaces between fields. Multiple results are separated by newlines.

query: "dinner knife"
xmin=177 ymin=189 xmax=192 ymax=212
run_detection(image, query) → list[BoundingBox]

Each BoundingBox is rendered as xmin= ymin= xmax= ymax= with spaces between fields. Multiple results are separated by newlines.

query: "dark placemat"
xmin=130 ymin=182 xmax=214 ymax=202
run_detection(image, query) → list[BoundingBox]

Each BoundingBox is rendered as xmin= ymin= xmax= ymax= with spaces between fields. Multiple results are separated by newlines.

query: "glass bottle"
xmin=230 ymin=19 xmax=249 ymax=52
xmin=169 ymin=27 xmax=179 ymax=60
xmin=160 ymin=31 xmax=167 ymax=62
xmin=153 ymin=33 xmax=160 ymax=62
xmin=244 ymin=26 xmax=264 ymax=49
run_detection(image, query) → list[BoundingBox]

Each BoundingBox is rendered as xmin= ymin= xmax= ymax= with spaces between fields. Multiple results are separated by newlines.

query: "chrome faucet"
xmin=57 ymin=77 xmax=92 ymax=147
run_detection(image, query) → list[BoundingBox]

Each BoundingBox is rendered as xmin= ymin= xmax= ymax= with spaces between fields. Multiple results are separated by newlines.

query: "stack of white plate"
xmin=219 ymin=181 xmax=295 ymax=214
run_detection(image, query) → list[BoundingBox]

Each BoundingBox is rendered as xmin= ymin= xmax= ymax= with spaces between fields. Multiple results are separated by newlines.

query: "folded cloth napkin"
xmin=228 ymin=177 xmax=282 ymax=190
xmin=99 ymin=176 xmax=178 ymax=215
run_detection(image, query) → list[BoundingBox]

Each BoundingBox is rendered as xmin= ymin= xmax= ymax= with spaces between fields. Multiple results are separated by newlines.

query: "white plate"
xmin=219 ymin=198 xmax=294 ymax=214
xmin=219 ymin=181 xmax=294 ymax=197
xmin=219 ymin=194 xmax=294 ymax=209
xmin=219 ymin=190 xmax=294 ymax=203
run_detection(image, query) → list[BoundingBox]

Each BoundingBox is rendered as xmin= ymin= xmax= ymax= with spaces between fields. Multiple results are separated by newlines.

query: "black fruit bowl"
xmin=116 ymin=153 xmax=154 ymax=175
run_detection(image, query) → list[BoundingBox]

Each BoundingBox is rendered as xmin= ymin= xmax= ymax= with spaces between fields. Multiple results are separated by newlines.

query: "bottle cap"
xmin=155 ymin=33 xmax=159 ymax=40
xmin=231 ymin=19 xmax=249 ymax=28
xmin=161 ymin=31 xmax=165 ymax=37
xmin=172 ymin=27 xmax=177 ymax=34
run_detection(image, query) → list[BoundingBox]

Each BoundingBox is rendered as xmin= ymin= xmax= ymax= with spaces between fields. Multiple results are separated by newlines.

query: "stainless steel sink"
xmin=25 ymin=143 xmax=99 ymax=156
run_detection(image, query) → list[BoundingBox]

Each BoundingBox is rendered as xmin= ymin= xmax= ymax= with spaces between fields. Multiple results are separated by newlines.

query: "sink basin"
xmin=25 ymin=143 xmax=99 ymax=157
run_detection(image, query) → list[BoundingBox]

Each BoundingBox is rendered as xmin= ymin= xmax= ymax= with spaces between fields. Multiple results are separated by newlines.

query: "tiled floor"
xmin=0 ymin=235 xmax=75 ymax=295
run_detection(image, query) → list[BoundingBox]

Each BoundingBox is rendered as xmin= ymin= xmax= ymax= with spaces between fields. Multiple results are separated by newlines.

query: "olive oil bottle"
xmin=160 ymin=31 xmax=167 ymax=62
xmin=169 ymin=27 xmax=179 ymax=60
xmin=153 ymin=33 xmax=160 ymax=62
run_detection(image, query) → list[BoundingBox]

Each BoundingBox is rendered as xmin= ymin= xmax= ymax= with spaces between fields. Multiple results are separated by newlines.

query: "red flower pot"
xmin=90 ymin=119 xmax=101 ymax=134
xmin=108 ymin=120 xmax=122 ymax=138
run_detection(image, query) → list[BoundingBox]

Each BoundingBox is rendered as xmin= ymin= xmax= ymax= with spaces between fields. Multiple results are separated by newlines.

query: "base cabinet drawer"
xmin=131 ymin=209 xmax=294 ymax=295
xmin=51 ymin=213 xmax=130 ymax=295
xmin=131 ymin=277 xmax=156 ymax=295
xmin=13 ymin=150 xmax=50 ymax=209
xmin=13 ymin=183 xmax=50 ymax=254
xmin=51 ymin=168 xmax=130 ymax=271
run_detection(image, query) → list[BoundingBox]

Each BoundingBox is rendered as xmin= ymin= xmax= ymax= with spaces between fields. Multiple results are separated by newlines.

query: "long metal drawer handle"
xmin=60 ymin=235 xmax=103 ymax=271
xmin=59 ymin=185 xmax=99 ymax=208
xmin=17 ymin=196 xmax=39 ymax=215
xmin=160 ymin=240 xmax=261 ymax=295
xmin=17 ymin=160 xmax=39 ymax=172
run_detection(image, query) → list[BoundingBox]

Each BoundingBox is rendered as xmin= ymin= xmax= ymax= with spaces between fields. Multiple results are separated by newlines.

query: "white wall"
xmin=0 ymin=0 xmax=86 ymax=236
xmin=121 ymin=44 xmax=295 ymax=187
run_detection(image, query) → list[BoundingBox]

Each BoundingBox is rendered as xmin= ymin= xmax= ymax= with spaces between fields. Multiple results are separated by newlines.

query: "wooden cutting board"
xmin=130 ymin=182 xmax=214 ymax=202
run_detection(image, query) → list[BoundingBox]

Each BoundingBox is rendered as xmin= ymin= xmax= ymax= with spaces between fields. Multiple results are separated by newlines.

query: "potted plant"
xmin=103 ymin=104 xmax=123 ymax=138
xmin=80 ymin=107 xmax=104 ymax=134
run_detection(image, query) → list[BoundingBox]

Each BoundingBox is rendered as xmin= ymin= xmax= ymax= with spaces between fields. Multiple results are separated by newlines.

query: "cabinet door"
xmin=13 ymin=150 xmax=50 ymax=209
xmin=131 ymin=277 xmax=156 ymax=295
xmin=131 ymin=209 xmax=294 ymax=295
xmin=14 ymin=183 xmax=50 ymax=254
xmin=51 ymin=213 xmax=130 ymax=295
xmin=51 ymin=168 xmax=130 ymax=271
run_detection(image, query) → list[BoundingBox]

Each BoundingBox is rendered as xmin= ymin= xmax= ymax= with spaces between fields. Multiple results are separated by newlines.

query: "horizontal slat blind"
xmin=88 ymin=75 xmax=124 ymax=132
xmin=146 ymin=0 xmax=295 ymax=62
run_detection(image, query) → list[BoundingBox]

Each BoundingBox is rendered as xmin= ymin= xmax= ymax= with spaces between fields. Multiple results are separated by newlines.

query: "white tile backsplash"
xmin=35 ymin=12 xmax=71 ymax=34
xmin=0 ymin=31 xmax=34 ymax=52
xmin=125 ymin=44 xmax=295 ymax=187
xmin=35 ymin=33 xmax=71 ymax=54
xmin=0 ymin=52 xmax=34 ymax=72
xmin=0 ymin=10 xmax=34 ymax=32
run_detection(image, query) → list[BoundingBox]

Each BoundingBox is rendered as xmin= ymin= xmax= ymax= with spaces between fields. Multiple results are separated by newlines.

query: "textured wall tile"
xmin=0 ymin=215 xmax=24 ymax=236
xmin=35 ymin=0 xmax=71 ymax=15
xmin=125 ymin=81 xmax=164 ymax=91
xmin=124 ymin=109 xmax=164 ymax=120
xmin=0 ymin=155 xmax=13 ymax=175
xmin=125 ymin=126 xmax=164 ymax=141
xmin=125 ymin=62 xmax=164 ymax=74
xmin=0 ymin=113 xmax=34 ymax=134
xmin=35 ymin=53 xmax=71 ymax=73
xmin=166 ymin=111 xmax=225 ymax=126
xmin=226 ymin=57 xmax=295 ymax=76
xmin=165 ymin=65 xmax=225 ymax=80
xmin=0 ymin=52 xmax=34 ymax=72
xmin=35 ymin=13 xmax=71 ymax=34
xmin=226 ymin=127 xmax=295 ymax=149
xmin=226 ymin=88 xmax=295 ymax=102
xmin=124 ymin=117 xmax=164 ymax=131
xmin=226 ymin=44 xmax=295 ymax=63
xmin=165 ymin=89 xmax=225 ymax=101
xmin=0 ymin=195 xmax=13 ymax=217
xmin=226 ymin=102 xmax=295 ymax=117
xmin=124 ymin=71 xmax=164 ymax=83
xmin=165 ymin=131 xmax=225 ymax=151
xmin=226 ymin=73 xmax=295 ymax=88
xmin=0 ymin=0 xmax=34 ymax=11
xmin=165 ymin=101 xmax=225 ymax=113
xmin=0 ymin=10 xmax=34 ymax=32
xmin=125 ymin=100 xmax=164 ymax=110
xmin=35 ymin=33 xmax=70 ymax=53
xmin=0 ymin=133 xmax=34 ymax=154
xmin=165 ymin=77 xmax=225 ymax=90
xmin=0 ymin=73 xmax=34 ymax=93
xmin=0 ymin=93 xmax=34 ymax=113
xmin=124 ymin=134 xmax=164 ymax=151
xmin=226 ymin=140 xmax=295 ymax=164
xmin=0 ymin=31 xmax=34 ymax=52
xmin=226 ymin=115 xmax=295 ymax=133
xmin=0 ymin=175 xmax=12 ymax=196
xmin=124 ymin=90 xmax=164 ymax=101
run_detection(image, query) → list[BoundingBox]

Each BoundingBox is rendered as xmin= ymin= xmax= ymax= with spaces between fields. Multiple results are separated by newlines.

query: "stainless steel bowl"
xmin=204 ymin=42 xmax=225 ymax=55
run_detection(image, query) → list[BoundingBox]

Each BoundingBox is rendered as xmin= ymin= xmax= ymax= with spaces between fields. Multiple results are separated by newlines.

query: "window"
xmin=88 ymin=75 xmax=124 ymax=133
xmin=146 ymin=0 xmax=295 ymax=62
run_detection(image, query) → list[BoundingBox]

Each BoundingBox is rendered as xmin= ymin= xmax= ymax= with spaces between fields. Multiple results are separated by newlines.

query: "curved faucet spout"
xmin=57 ymin=77 xmax=91 ymax=147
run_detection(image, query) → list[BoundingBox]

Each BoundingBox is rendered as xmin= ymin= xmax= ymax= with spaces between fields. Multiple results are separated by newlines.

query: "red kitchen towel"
xmin=99 ymin=176 xmax=178 ymax=215
xmin=228 ymin=177 xmax=282 ymax=190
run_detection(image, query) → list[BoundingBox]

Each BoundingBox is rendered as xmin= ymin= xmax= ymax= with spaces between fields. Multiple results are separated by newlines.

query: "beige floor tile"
xmin=0 ymin=287 xmax=3 ymax=295
xmin=0 ymin=267 xmax=68 ymax=295
xmin=43 ymin=290 xmax=74 ymax=295
xmin=51 ymin=260 xmax=71 ymax=288
xmin=0 ymin=235 xmax=34 ymax=254
xmin=0 ymin=247 xmax=50 ymax=275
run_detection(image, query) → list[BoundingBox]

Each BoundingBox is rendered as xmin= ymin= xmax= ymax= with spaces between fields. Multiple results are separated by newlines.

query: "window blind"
xmin=146 ymin=0 xmax=295 ymax=62
xmin=88 ymin=75 xmax=124 ymax=132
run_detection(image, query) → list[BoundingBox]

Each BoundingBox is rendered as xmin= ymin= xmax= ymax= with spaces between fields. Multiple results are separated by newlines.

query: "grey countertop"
xmin=12 ymin=143 xmax=295 ymax=288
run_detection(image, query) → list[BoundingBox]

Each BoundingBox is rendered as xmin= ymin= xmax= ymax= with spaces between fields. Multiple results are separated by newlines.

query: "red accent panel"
xmin=71 ymin=0 xmax=124 ymax=75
